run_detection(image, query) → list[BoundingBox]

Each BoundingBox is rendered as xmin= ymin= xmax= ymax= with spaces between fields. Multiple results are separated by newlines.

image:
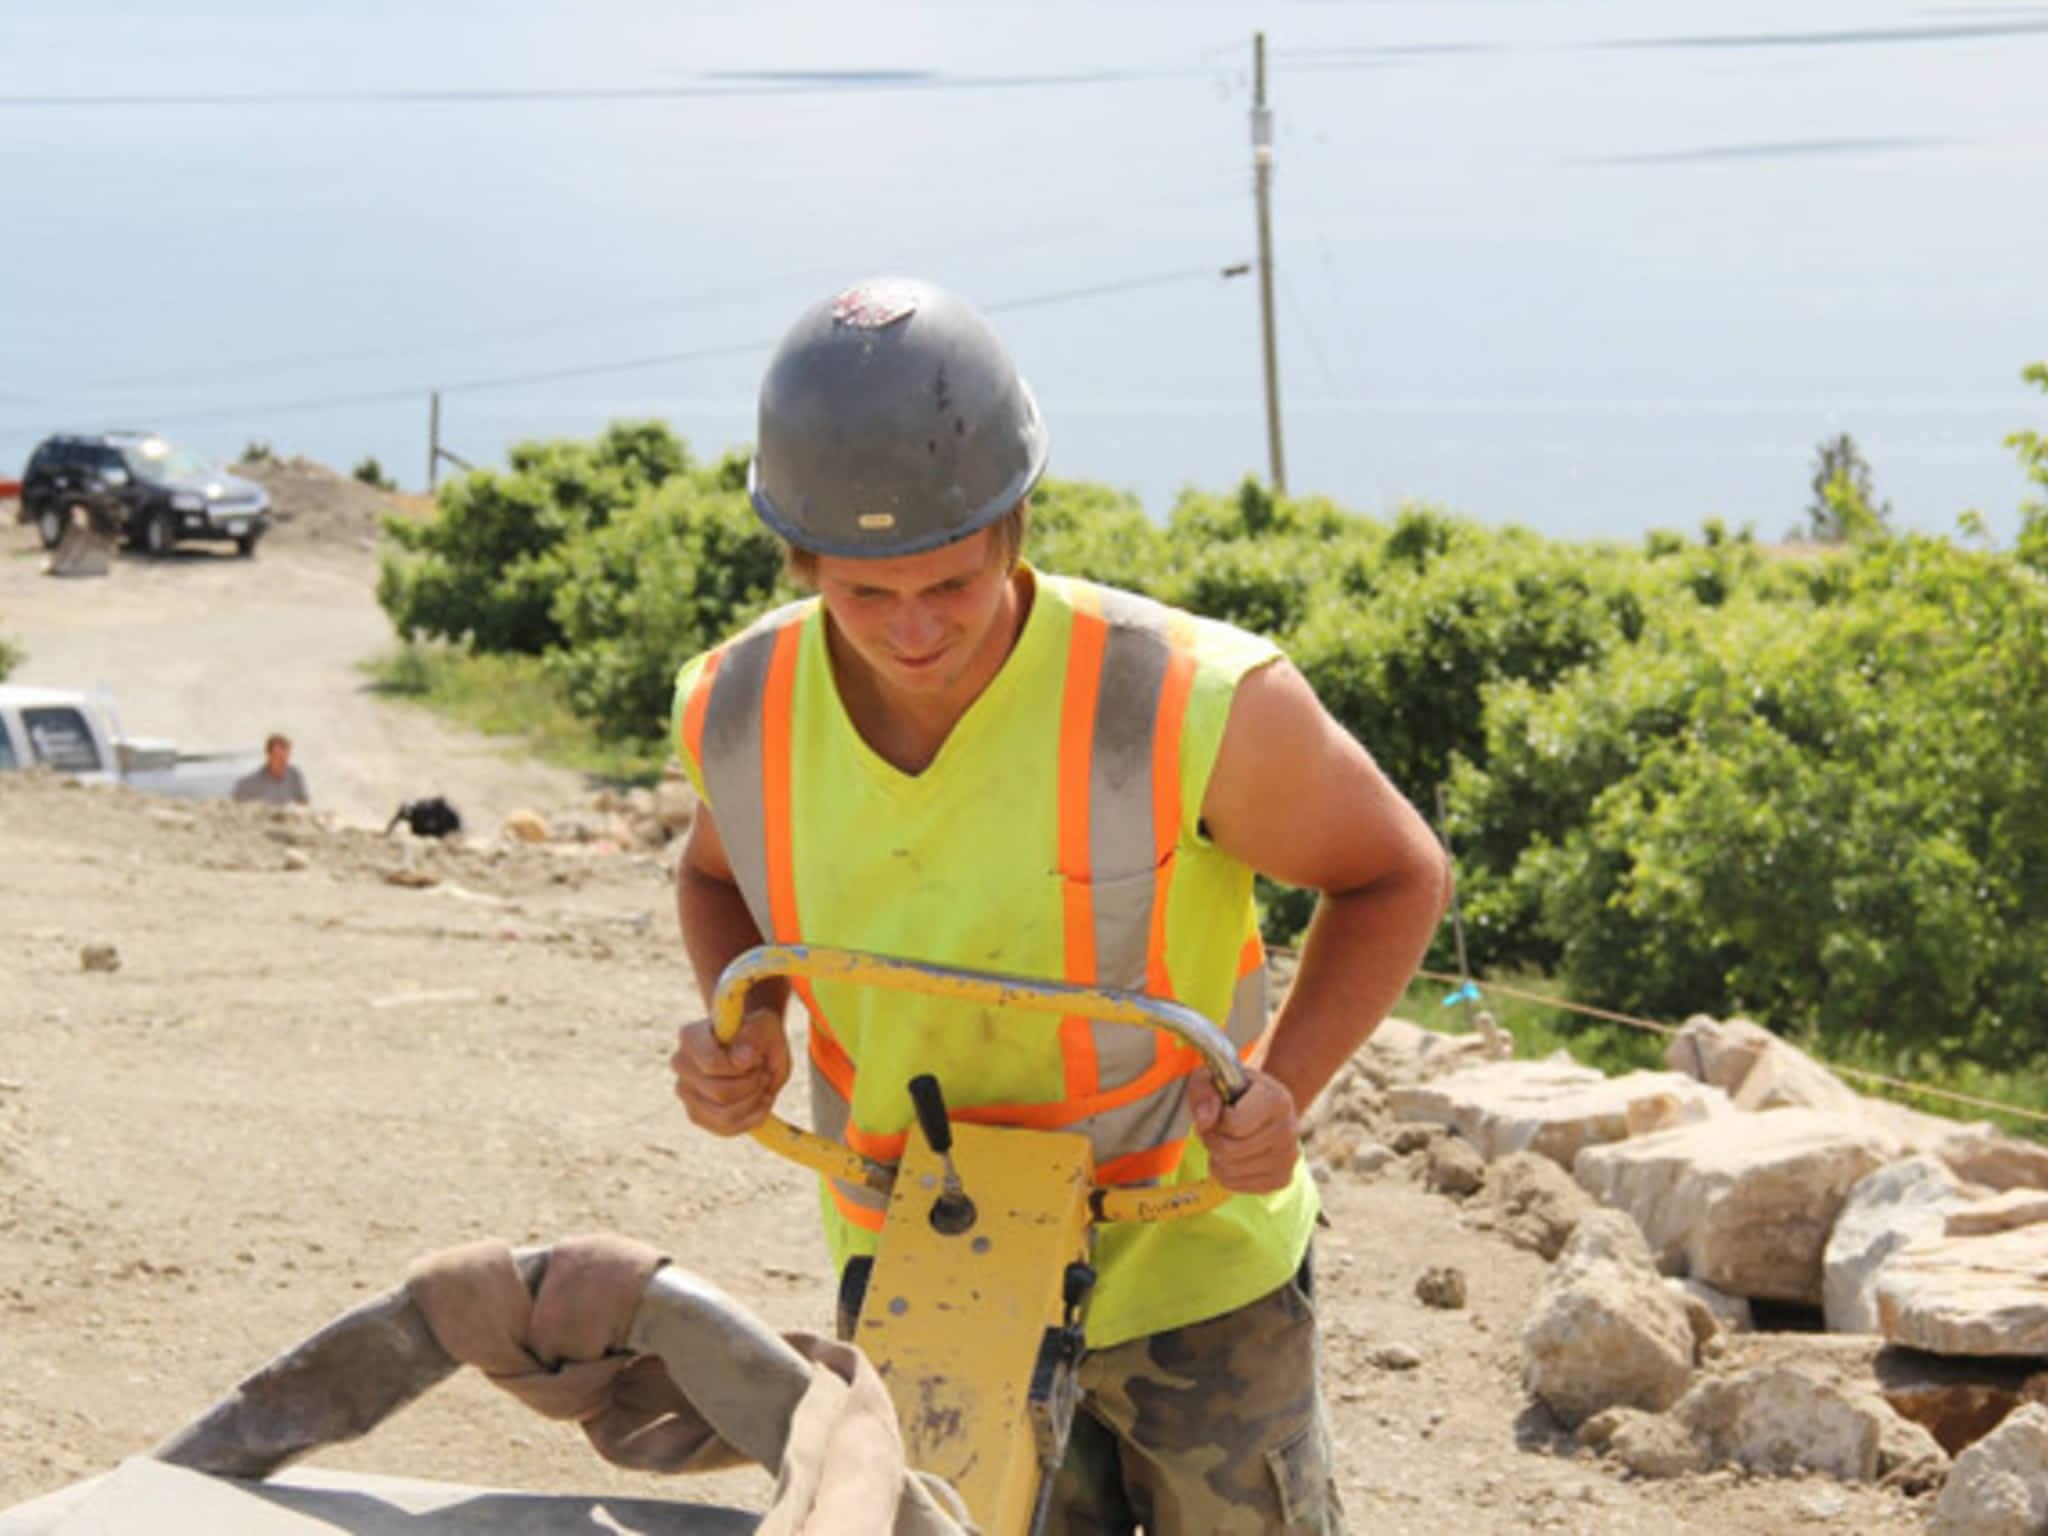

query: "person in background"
xmin=232 ymin=732 xmax=309 ymax=806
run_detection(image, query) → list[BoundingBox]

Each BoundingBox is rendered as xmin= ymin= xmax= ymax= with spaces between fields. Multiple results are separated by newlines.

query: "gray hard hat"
xmin=749 ymin=277 xmax=1050 ymax=559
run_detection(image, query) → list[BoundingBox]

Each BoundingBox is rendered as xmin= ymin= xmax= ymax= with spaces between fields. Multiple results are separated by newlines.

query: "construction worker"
xmin=232 ymin=732 xmax=310 ymax=806
xmin=669 ymin=278 xmax=1449 ymax=1534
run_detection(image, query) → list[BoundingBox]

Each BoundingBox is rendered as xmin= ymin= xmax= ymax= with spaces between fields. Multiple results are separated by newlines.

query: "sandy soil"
xmin=0 ymin=504 xmax=1940 ymax=1532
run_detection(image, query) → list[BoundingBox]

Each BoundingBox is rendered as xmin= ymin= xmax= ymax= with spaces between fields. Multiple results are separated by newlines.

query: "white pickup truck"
xmin=0 ymin=684 xmax=259 ymax=800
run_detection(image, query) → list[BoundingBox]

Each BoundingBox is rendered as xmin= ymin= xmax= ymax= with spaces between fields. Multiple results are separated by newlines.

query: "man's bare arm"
xmin=672 ymin=804 xmax=792 ymax=1133
xmin=1201 ymin=657 xmax=1451 ymax=1116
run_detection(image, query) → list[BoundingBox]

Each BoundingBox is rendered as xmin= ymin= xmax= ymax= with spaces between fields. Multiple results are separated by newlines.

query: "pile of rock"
xmin=1312 ymin=1009 xmax=2048 ymax=1521
xmin=498 ymin=771 xmax=696 ymax=854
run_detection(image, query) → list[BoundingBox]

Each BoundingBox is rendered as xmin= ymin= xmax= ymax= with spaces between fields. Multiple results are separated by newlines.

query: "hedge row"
xmin=377 ymin=369 xmax=2048 ymax=1066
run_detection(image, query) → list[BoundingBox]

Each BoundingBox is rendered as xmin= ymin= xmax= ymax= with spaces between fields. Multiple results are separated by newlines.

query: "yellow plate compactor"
xmin=711 ymin=943 xmax=1251 ymax=1536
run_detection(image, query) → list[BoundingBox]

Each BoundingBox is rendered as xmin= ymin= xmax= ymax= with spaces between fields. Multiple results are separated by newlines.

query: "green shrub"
xmin=1455 ymin=536 xmax=2048 ymax=1067
xmin=544 ymin=468 xmax=791 ymax=744
xmin=0 ymin=630 xmax=20 ymax=682
xmin=378 ymin=420 xmax=691 ymax=655
xmin=352 ymin=456 xmax=397 ymax=492
xmin=1027 ymin=478 xmax=1168 ymax=591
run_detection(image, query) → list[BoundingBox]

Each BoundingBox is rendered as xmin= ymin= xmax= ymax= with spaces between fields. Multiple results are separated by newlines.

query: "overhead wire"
xmin=1405 ymin=967 xmax=2048 ymax=1130
xmin=41 ymin=185 xmax=1248 ymax=403
xmin=29 ymin=264 xmax=1236 ymax=435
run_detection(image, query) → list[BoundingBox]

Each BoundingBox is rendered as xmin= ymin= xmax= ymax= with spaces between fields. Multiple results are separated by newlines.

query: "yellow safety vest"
xmin=672 ymin=569 xmax=1317 ymax=1347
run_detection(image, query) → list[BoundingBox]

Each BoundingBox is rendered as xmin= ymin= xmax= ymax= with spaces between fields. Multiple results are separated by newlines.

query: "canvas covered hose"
xmin=153 ymin=1234 xmax=971 ymax=1536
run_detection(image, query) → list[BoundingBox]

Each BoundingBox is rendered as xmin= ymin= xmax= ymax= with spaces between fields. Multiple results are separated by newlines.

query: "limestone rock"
xmin=1350 ymin=1142 xmax=1396 ymax=1177
xmin=1389 ymin=1059 xmax=1728 ymax=1169
xmin=1665 ymin=1014 xmax=1774 ymax=1092
xmin=1425 ymin=1134 xmax=1487 ymax=1198
xmin=1573 ymin=1108 xmax=1897 ymax=1302
xmin=1924 ymin=1121 xmax=2048 ymax=1194
xmin=1670 ymin=1278 xmax=1752 ymax=1345
xmin=1947 ymin=1188 xmax=2048 ymax=1236
xmin=653 ymin=772 xmax=697 ymax=833
xmin=1577 ymin=1406 xmax=1709 ymax=1479
xmin=1876 ymin=1349 xmax=2048 ymax=1456
xmin=1824 ymin=1155 xmax=1963 ymax=1334
xmin=1664 ymin=1015 xmax=1864 ymax=1116
xmin=1301 ymin=1060 xmax=1388 ymax=1148
xmin=1674 ymin=1363 xmax=1899 ymax=1481
xmin=1627 ymin=1088 xmax=1720 ymax=1138
xmin=1389 ymin=1123 xmax=1441 ymax=1156
xmin=1415 ymin=1266 xmax=1467 ymax=1310
xmin=1730 ymin=1038 xmax=1867 ymax=1116
xmin=502 ymin=809 xmax=549 ymax=844
xmin=1475 ymin=1150 xmax=1594 ymax=1261
xmin=1354 ymin=1016 xmax=1511 ymax=1089
xmin=1876 ymin=1224 xmax=2048 ymax=1357
xmin=1928 ymin=1403 xmax=2048 ymax=1536
xmin=1522 ymin=1210 xmax=1697 ymax=1427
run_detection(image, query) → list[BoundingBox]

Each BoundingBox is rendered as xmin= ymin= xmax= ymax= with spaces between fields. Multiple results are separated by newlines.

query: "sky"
xmin=2 ymin=0 xmax=2044 ymax=541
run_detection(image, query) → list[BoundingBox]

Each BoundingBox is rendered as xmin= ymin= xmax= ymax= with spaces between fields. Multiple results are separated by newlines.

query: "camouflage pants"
xmin=1044 ymin=1258 xmax=1344 ymax=1535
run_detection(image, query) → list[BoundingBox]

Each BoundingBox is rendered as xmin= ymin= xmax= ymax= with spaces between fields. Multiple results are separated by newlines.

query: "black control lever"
xmin=908 ymin=1073 xmax=977 ymax=1234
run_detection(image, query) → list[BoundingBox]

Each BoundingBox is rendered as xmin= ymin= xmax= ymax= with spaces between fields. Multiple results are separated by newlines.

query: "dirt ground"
xmin=0 ymin=498 xmax=1941 ymax=1532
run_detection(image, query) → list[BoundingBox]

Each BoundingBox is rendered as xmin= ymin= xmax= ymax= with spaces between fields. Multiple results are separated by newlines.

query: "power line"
xmin=41 ymin=191 xmax=1246 ymax=403
xmin=0 ymin=66 xmax=1217 ymax=113
xmin=25 ymin=265 xmax=1234 ymax=435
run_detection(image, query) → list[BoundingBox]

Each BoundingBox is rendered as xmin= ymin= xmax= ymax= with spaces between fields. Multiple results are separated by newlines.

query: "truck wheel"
xmin=141 ymin=510 xmax=175 ymax=558
xmin=35 ymin=505 xmax=67 ymax=549
xmin=234 ymin=533 xmax=259 ymax=558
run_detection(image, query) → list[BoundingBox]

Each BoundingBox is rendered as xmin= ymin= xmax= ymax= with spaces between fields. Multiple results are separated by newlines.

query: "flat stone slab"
xmin=0 ymin=1458 xmax=759 ymax=1535
xmin=1574 ymin=1108 xmax=1897 ymax=1303
xmin=1877 ymin=1223 xmax=2048 ymax=1358
xmin=1948 ymin=1188 xmax=2048 ymax=1237
xmin=1389 ymin=1060 xmax=1727 ymax=1168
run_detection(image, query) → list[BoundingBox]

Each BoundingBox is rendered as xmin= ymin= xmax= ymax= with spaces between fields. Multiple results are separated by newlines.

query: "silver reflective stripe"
xmin=1074 ymin=582 xmax=1177 ymax=1098
xmin=809 ymin=1062 xmax=889 ymax=1218
xmin=1085 ymin=623 xmax=1170 ymax=1092
xmin=1079 ymin=1081 xmax=1191 ymax=1179
xmin=698 ymin=608 xmax=806 ymax=939
xmin=697 ymin=602 xmax=887 ymax=1216
xmin=1227 ymin=957 xmax=1268 ymax=1050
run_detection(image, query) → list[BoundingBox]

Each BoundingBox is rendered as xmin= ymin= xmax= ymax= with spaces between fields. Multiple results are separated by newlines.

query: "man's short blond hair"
xmin=783 ymin=500 xmax=1030 ymax=589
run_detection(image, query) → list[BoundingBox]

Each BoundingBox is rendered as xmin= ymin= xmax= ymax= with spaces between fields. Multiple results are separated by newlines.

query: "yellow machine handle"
xmin=711 ymin=943 xmax=1253 ymax=1223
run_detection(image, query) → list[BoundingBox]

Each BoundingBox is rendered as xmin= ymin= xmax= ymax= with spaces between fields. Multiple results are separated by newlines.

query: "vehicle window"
xmin=21 ymin=707 xmax=104 ymax=772
xmin=120 ymin=439 xmax=212 ymax=483
xmin=0 ymin=721 xmax=17 ymax=771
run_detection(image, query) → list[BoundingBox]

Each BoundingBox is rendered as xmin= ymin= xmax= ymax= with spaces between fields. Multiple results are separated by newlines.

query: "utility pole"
xmin=425 ymin=390 xmax=474 ymax=493
xmin=1252 ymin=31 xmax=1287 ymax=494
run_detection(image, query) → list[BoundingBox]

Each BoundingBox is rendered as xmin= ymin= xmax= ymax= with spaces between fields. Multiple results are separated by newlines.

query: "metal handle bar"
xmin=710 ymin=943 xmax=1252 ymax=1224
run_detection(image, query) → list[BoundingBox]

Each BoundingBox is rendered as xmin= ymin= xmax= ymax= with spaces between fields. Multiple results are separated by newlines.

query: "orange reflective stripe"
xmin=1239 ymin=930 xmax=1265 ymax=977
xmin=828 ymin=1181 xmax=887 ymax=1233
xmin=844 ymin=1049 xmax=1196 ymax=1154
xmin=761 ymin=622 xmax=804 ymax=943
xmin=1145 ymin=645 xmax=1196 ymax=1001
xmin=1058 ymin=603 xmax=1109 ymax=1099
xmin=846 ymin=1121 xmax=909 ymax=1161
xmin=679 ymin=645 xmax=723 ymax=770
xmin=806 ymin=1008 xmax=856 ymax=1099
xmin=1096 ymin=1138 xmax=1187 ymax=1187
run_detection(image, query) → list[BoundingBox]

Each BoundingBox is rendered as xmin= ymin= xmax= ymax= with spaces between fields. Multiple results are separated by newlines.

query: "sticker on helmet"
xmin=832 ymin=283 xmax=919 ymax=330
xmin=857 ymin=512 xmax=898 ymax=530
